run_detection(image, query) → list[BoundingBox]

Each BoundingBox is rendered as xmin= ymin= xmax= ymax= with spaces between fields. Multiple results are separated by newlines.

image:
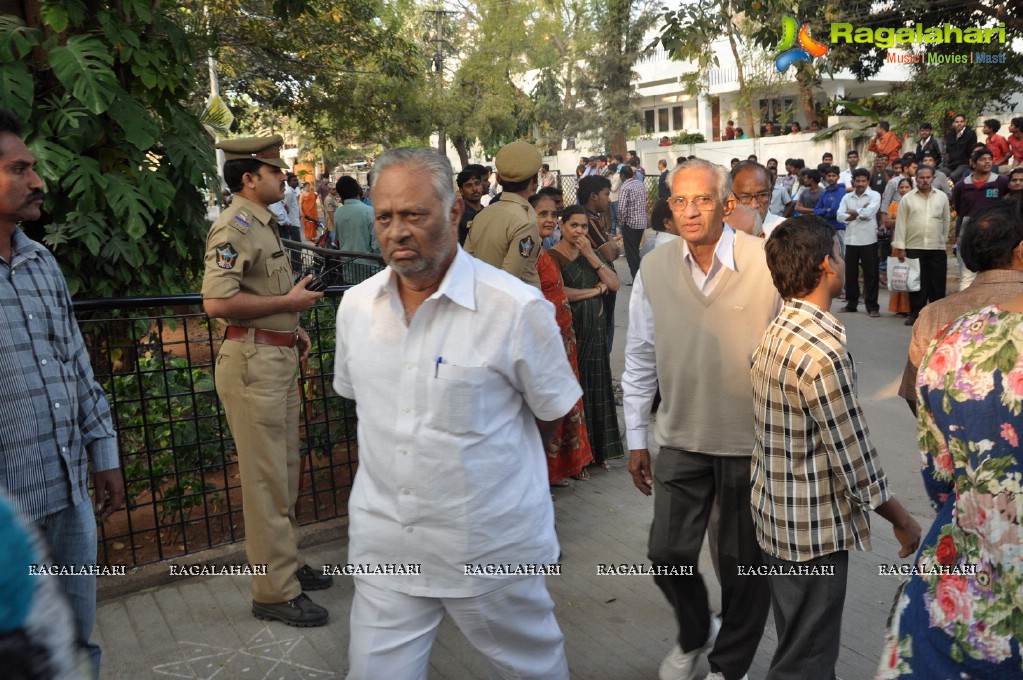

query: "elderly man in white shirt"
xmin=333 ymin=147 xmax=580 ymax=680
xmin=836 ymin=168 xmax=883 ymax=316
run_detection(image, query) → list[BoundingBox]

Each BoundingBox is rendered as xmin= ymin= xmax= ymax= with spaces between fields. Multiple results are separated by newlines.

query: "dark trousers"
xmin=877 ymin=237 xmax=892 ymax=270
xmin=906 ymin=248 xmax=947 ymax=318
xmin=942 ymin=163 xmax=970 ymax=182
xmin=763 ymin=551 xmax=849 ymax=680
xmin=623 ymin=226 xmax=644 ymax=279
xmin=648 ymin=450 xmax=771 ymax=679
xmin=843 ymin=243 xmax=879 ymax=312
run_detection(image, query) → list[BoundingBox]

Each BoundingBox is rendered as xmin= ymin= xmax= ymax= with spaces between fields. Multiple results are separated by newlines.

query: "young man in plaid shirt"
xmin=617 ymin=164 xmax=648 ymax=281
xmin=750 ymin=216 xmax=921 ymax=680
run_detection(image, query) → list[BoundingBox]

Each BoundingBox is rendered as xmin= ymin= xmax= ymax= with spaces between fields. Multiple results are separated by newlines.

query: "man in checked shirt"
xmin=0 ymin=108 xmax=124 ymax=675
xmin=750 ymin=216 xmax=921 ymax=680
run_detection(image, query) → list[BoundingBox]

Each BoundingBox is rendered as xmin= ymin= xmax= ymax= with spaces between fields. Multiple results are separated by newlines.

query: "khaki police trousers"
xmin=215 ymin=330 xmax=303 ymax=603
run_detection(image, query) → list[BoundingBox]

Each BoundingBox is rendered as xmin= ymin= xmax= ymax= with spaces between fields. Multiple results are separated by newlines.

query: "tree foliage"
xmin=575 ymin=0 xmax=660 ymax=154
xmin=435 ymin=0 xmax=537 ymax=166
xmin=2 ymin=1 xmax=216 ymax=298
xmin=870 ymin=1 xmax=1023 ymax=136
xmin=422 ymin=0 xmax=659 ymax=164
xmin=200 ymin=0 xmax=426 ymax=159
xmin=660 ymin=0 xmax=1023 ymax=141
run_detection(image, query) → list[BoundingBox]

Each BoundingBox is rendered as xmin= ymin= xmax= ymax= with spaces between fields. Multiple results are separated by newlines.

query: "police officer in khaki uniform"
xmin=463 ymin=140 xmax=543 ymax=287
xmin=202 ymin=135 xmax=331 ymax=626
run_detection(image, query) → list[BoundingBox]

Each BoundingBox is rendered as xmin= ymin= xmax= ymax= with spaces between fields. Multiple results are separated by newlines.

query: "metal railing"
xmin=79 ymin=246 xmax=384 ymax=568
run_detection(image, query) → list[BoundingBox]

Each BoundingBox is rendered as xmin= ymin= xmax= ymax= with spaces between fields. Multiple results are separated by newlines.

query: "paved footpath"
xmin=96 ymin=255 xmax=947 ymax=680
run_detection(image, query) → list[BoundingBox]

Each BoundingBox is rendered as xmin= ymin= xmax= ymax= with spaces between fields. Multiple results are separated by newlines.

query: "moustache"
xmin=27 ymin=190 xmax=45 ymax=202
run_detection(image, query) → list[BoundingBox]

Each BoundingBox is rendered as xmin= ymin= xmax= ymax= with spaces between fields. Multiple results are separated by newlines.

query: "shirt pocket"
xmin=427 ymin=363 xmax=492 ymax=435
xmin=265 ymin=257 xmax=292 ymax=295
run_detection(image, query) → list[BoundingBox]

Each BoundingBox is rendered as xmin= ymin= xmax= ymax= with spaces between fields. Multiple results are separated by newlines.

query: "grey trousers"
xmin=647 ymin=449 xmax=770 ymax=679
xmin=763 ymin=551 xmax=849 ymax=680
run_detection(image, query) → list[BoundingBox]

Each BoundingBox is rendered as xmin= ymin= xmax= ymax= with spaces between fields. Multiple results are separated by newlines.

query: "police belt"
xmin=224 ymin=326 xmax=297 ymax=348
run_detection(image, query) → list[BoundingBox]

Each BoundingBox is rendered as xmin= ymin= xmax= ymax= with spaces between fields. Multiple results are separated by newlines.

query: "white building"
xmin=633 ymin=37 xmax=910 ymax=143
xmin=451 ymin=31 xmax=1022 ymax=176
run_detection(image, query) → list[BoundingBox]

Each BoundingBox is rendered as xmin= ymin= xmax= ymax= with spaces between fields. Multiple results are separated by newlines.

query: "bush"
xmin=110 ymin=353 xmax=229 ymax=524
xmin=672 ymin=131 xmax=707 ymax=145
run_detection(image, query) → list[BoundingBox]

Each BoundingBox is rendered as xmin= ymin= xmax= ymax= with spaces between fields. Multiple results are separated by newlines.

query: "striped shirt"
xmin=750 ymin=299 xmax=890 ymax=562
xmin=0 ymin=229 xmax=118 ymax=520
xmin=617 ymin=177 xmax=648 ymax=230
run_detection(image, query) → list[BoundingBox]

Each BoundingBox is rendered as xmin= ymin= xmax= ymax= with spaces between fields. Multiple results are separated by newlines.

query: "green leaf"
xmin=49 ymin=35 xmax=118 ymax=114
xmin=26 ymin=138 xmax=74 ymax=183
xmin=0 ymin=16 xmax=42 ymax=60
xmin=127 ymin=0 xmax=153 ymax=23
xmin=108 ymin=96 xmax=158 ymax=149
xmin=834 ymin=99 xmax=880 ymax=121
xmin=0 ymin=61 xmax=34 ymax=121
xmin=994 ymin=341 xmax=1017 ymax=375
xmin=46 ymin=210 xmax=105 ymax=257
xmin=162 ymin=110 xmax=215 ymax=187
xmin=61 ymin=0 xmax=88 ymax=27
xmin=101 ymin=235 xmax=143 ymax=267
xmin=138 ymin=169 xmax=177 ymax=213
xmin=41 ymin=3 xmax=69 ymax=32
xmin=106 ymin=175 xmax=153 ymax=239
xmin=38 ymin=94 xmax=91 ymax=138
xmin=64 ymin=156 xmax=108 ymax=212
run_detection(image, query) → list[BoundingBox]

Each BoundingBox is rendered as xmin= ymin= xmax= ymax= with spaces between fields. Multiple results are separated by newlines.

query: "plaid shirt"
xmin=750 ymin=299 xmax=890 ymax=562
xmin=0 ymin=230 xmax=118 ymax=520
xmin=617 ymin=177 xmax=648 ymax=230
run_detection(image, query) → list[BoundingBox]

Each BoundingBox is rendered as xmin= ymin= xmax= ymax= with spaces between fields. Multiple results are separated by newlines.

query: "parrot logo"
xmin=775 ymin=17 xmax=829 ymax=73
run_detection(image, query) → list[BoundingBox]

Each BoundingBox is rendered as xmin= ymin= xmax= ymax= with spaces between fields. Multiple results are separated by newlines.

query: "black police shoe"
xmin=296 ymin=564 xmax=334 ymax=591
xmin=252 ymin=593 xmax=328 ymax=627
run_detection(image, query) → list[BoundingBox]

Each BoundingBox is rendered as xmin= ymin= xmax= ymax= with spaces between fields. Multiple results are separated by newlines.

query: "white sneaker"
xmin=658 ymin=615 xmax=722 ymax=680
xmin=704 ymin=673 xmax=748 ymax=680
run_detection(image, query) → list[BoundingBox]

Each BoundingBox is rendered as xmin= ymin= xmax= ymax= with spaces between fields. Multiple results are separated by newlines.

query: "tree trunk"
xmin=610 ymin=131 xmax=627 ymax=157
xmin=723 ymin=10 xmax=755 ymax=136
xmin=794 ymin=64 xmax=817 ymax=124
xmin=453 ymin=136 xmax=470 ymax=169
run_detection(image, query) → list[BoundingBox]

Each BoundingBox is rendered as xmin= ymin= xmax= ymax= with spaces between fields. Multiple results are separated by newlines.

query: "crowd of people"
xmin=446 ymin=125 xmax=1022 ymax=679
xmin=714 ymin=117 xmax=1023 ymax=329
xmin=2 ymin=98 xmax=1021 ymax=679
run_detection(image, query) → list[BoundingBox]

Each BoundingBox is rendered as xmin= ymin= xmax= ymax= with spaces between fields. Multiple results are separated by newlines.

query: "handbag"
xmin=887 ymin=256 xmax=921 ymax=292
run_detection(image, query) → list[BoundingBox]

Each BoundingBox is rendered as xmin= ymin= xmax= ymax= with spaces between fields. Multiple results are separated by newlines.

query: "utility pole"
xmin=424 ymin=6 xmax=456 ymax=155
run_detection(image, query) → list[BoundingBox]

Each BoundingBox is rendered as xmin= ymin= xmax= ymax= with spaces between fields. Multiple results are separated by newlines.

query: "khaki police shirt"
xmin=463 ymin=192 xmax=541 ymax=288
xmin=201 ymin=195 xmax=299 ymax=332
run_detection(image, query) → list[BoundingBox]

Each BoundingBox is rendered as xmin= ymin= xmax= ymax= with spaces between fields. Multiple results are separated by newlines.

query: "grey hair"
xmin=372 ymin=147 xmax=455 ymax=213
xmin=665 ymin=158 xmax=731 ymax=201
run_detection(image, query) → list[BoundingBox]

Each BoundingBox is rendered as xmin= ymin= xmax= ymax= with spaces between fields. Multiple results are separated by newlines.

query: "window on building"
xmin=672 ymin=106 xmax=683 ymax=130
xmin=645 ymin=110 xmax=656 ymax=134
xmin=658 ymin=108 xmax=669 ymax=132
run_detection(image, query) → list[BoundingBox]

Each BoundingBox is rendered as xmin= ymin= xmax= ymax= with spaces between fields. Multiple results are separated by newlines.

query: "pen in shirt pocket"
xmin=435 ymin=356 xmax=444 ymax=377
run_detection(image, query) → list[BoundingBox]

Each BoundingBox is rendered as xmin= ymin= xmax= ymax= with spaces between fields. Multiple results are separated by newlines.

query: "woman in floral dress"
xmin=876 ymin=300 xmax=1023 ymax=678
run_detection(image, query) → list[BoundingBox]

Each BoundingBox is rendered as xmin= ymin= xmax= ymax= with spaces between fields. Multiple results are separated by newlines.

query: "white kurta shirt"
xmin=836 ymin=189 xmax=882 ymax=246
xmin=333 ymin=248 xmax=581 ymax=597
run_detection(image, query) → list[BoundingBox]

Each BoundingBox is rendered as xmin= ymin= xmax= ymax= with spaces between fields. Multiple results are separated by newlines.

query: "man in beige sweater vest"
xmin=623 ymin=159 xmax=780 ymax=680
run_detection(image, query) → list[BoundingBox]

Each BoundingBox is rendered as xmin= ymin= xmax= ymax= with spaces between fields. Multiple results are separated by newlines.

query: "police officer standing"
xmin=202 ymin=135 xmax=331 ymax=626
xmin=464 ymin=140 xmax=543 ymax=287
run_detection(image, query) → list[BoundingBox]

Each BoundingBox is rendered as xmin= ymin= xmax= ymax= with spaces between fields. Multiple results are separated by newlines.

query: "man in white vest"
xmin=623 ymin=159 xmax=780 ymax=680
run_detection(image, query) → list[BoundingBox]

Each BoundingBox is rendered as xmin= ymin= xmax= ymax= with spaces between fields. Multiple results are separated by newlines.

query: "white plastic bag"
xmin=887 ymin=257 xmax=921 ymax=293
